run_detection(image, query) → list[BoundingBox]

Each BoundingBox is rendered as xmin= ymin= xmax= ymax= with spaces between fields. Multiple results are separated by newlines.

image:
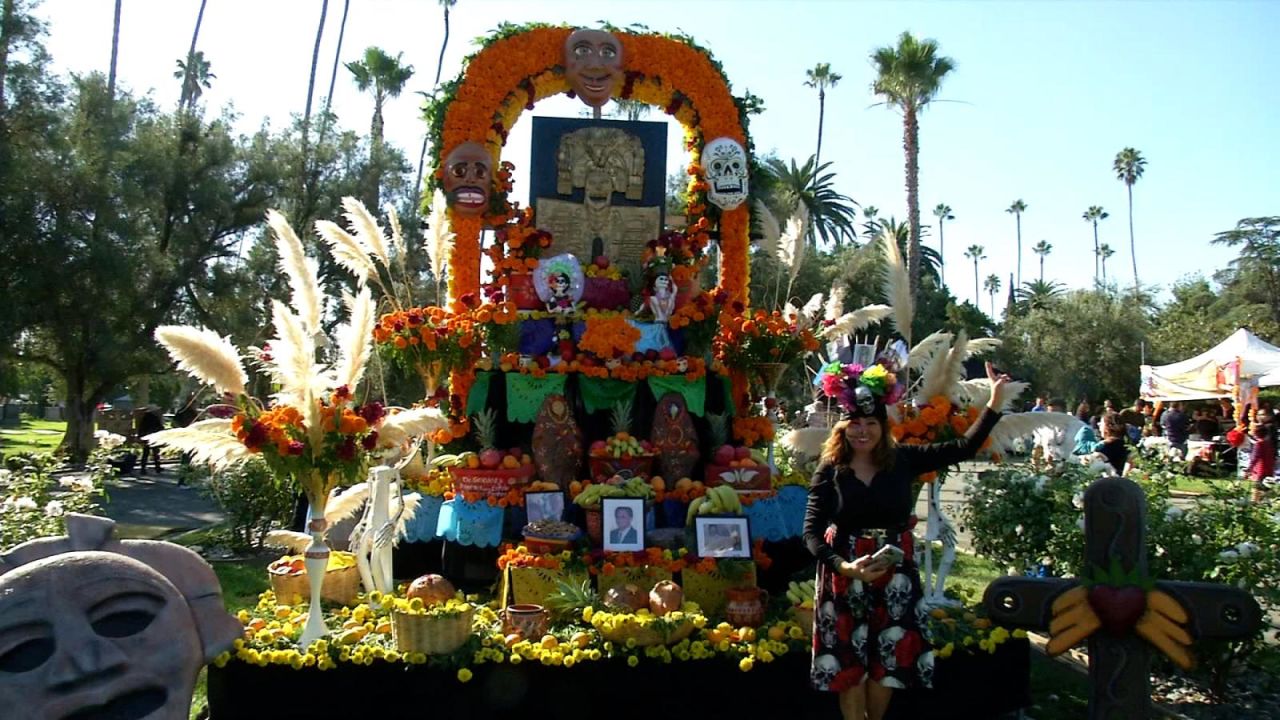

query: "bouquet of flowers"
xmin=817 ymin=360 xmax=907 ymax=413
xmin=714 ymin=309 xmax=819 ymax=370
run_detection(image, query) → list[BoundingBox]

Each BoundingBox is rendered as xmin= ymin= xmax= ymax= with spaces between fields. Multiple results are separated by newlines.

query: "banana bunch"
xmin=786 ymin=579 xmax=816 ymax=609
xmin=573 ymin=483 xmax=626 ymax=508
xmin=1046 ymin=586 xmax=1102 ymax=656
xmin=1135 ymin=590 xmax=1194 ymax=670
xmin=431 ymin=454 xmax=466 ymax=468
xmin=685 ymin=485 xmax=742 ymax=524
xmin=619 ymin=476 xmax=655 ymax=500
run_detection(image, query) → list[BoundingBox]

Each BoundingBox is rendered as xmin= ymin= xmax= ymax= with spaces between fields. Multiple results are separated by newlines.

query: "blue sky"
xmin=35 ymin=0 xmax=1280 ymax=310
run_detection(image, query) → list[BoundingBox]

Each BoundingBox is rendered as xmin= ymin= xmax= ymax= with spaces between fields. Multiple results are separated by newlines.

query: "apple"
xmin=734 ymin=446 xmax=752 ymax=461
xmin=535 ymin=356 xmax=551 ymax=369
xmin=591 ymin=440 xmax=607 ymax=454
xmin=659 ymin=348 xmax=677 ymax=361
xmin=594 ymin=256 xmax=610 ymax=270
xmin=645 ymin=349 xmax=659 ymax=361
xmin=714 ymin=445 xmax=736 ymax=466
xmin=480 ymin=449 xmax=503 ymax=469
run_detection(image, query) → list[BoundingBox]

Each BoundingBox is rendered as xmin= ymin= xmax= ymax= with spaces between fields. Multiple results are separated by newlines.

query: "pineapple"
xmin=605 ymin=398 xmax=644 ymax=458
xmin=544 ymin=579 xmax=599 ymax=623
xmin=610 ymin=397 xmax=634 ymax=436
xmin=474 ymin=408 xmax=502 ymax=469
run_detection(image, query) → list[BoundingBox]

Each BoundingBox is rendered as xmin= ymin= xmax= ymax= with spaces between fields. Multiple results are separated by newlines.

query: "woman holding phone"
xmin=804 ymin=360 xmax=1011 ymax=720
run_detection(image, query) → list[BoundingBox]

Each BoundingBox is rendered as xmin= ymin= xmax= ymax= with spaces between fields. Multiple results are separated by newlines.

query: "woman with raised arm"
xmin=804 ymin=360 xmax=1011 ymax=720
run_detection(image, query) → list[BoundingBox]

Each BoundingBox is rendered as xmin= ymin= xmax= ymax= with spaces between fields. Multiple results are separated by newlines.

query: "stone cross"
xmin=983 ymin=476 xmax=1262 ymax=720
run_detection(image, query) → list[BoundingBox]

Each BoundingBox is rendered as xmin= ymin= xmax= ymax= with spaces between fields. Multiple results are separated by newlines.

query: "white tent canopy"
xmin=1140 ymin=328 xmax=1280 ymax=401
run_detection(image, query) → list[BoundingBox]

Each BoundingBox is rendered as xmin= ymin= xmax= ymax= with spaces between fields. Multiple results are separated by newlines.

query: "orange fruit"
xmin=569 ymin=480 xmax=583 ymax=496
xmin=651 ymin=477 xmax=666 ymax=492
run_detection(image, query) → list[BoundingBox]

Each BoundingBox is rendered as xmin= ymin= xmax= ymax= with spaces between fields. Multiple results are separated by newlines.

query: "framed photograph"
xmin=694 ymin=516 xmax=751 ymax=559
xmin=602 ymin=497 xmax=645 ymax=552
xmin=525 ymin=491 xmax=565 ymax=523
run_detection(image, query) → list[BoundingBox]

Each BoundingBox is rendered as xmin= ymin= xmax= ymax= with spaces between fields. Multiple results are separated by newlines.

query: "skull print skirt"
xmin=809 ymin=527 xmax=934 ymax=692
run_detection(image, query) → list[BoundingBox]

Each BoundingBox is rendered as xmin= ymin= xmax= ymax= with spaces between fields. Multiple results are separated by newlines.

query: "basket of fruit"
xmin=587 ymin=399 xmax=656 ymax=480
xmin=448 ymin=409 xmax=536 ymax=495
xmin=786 ymin=579 xmax=816 ymax=632
xmin=522 ymin=520 xmax=582 ymax=554
xmin=591 ymin=583 xmax=699 ymax=647
xmin=703 ymin=443 xmax=771 ymax=492
xmin=391 ymin=576 xmax=476 ymax=655
xmin=267 ymin=551 xmax=360 ymax=606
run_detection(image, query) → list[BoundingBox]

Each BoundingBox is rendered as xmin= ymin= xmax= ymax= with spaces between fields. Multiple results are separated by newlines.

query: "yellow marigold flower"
xmin=582 ymin=607 xmax=594 ymax=623
xmin=564 ymin=655 xmax=576 ymax=668
xmin=627 ymin=655 xmax=639 ymax=667
xmin=457 ymin=668 xmax=473 ymax=683
xmin=1013 ymin=629 xmax=1027 ymax=639
xmin=739 ymin=657 xmax=754 ymax=672
xmin=510 ymin=654 xmax=523 ymax=665
xmin=788 ymin=626 xmax=805 ymax=640
xmin=759 ymin=650 xmax=775 ymax=663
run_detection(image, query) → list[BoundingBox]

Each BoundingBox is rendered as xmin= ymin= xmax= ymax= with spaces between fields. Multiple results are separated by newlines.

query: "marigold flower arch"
xmin=430 ymin=25 xmax=752 ymax=313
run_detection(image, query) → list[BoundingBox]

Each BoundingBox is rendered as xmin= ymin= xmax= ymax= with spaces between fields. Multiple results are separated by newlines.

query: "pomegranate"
xmin=406 ymin=574 xmax=456 ymax=606
xmin=649 ymin=580 xmax=684 ymax=617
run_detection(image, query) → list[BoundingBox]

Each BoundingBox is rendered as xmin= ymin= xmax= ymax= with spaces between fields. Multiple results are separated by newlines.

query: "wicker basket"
xmin=268 ymin=554 xmax=360 ymax=606
xmin=391 ymin=607 xmax=475 ymax=655
xmin=596 ymin=617 xmax=694 ymax=647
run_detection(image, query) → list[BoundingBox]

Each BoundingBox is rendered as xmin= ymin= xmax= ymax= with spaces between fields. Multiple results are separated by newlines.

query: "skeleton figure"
xmin=878 ymin=625 xmax=906 ymax=672
xmin=884 ymin=572 xmax=913 ymax=620
xmin=703 ymin=137 xmax=748 ymax=210
xmin=811 ymin=653 xmax=841 ymax=690
xmin=817 ymin=599 xmax=839 ymax=648
xmin=849 ymin=623 xmax=869 ymax=661
xmin=916 ymin=650 xmax=936 ymax=688
xmin=346 ymin=441 xmax=424 ymax=596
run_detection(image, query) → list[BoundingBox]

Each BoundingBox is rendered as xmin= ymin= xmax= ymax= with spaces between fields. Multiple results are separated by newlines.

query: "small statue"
xmin=642 ymin=252 xmax=677 ymax=324
xmin=533 ymin=253 xmax=584 ymax=317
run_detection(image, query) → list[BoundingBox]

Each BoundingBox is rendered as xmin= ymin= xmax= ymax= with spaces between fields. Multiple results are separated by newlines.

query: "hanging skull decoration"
xmin=811 ymin=653 xmax=841 ymax=690
xmin=0 ymin=515 xmax=240 ymax=720
xmin=442 ymin=142 xmax=492 ymax=216
xmin=878 ymin=625 xmax=907 ymax=672
xmin=885 ymin=572 xmax=913 ymax=620
xmin=703 ymin=137 xmax=748 ymax=210
xmin=563 ymin=28 xmax=624 ymax=109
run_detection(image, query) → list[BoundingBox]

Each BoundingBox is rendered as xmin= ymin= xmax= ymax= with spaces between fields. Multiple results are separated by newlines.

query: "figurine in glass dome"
xmin=642 ymin=252 xmax=677 ymax=323
xmin=533 ymin=253 xmax=585 ymax=318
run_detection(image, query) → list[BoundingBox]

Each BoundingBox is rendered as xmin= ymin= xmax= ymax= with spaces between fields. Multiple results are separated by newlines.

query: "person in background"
xmin=1162 ymin=401 xmax=1190 ymax=456
xmin=1047 ymin=398 xmax=1068 ymax=414
xmin=1247 ymin=419 xmax=1275 ymax=503
xmin=1072 ymin=403 xmax=1098 ymax=455
xmin=1194 ymin=408 xmax=1219 ymax=441
xmin=1219 ymin=397 xmax=1235 ymax=421
xmin=1118 ymin=398 xmax=1146 ymax=442
xmin=1031 ymin=396 xmax=1047 ymax=412
xmin=135 ymin=405 xmax=165 ymax=475
xmin=1092 ymin=411 xmax=1131 ymax=475
xmin=173 ymin=392 xmax=199 ymax=486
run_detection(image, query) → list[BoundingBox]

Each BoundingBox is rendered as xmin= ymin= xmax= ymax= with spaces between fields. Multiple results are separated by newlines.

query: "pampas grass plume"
xmin=154 ymin=326 xmax=248 ymax=396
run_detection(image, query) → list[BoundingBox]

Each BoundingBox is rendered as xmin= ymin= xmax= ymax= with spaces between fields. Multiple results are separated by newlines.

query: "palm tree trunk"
xmin=316 ymin=0 xmax=348 ymax=151
xmin=904 ymin=107 xmax=922 ymax=299
xmin=300 ymin=0 xmax=328 ymax=196
xmin=177 ymin=0 xmax=207 ymax=113
xmin=106 ymin=0 xmax=122 ymax=104
xmin=1039 ymin=255 xmax=1044 ymax=283
xmin=973 ymin=260 xmax=979 ymax=306
xmin=412 ymin=1 xmax=452 ymax=223
xmin=368 ymin=98 xmax=384 ymax=210
xmin=989 ymin=292 xmax=994 ymax=318
xmin=1102 ymin=257 xmax=1107 ymax=285
xmin=1092 ymin=221 xmax=1099 ymax=284
xmin=938 ymin=219 xmax=945 ymax=286
xmin=1015 ymin=214 xmax=1022 ymax=289
xmin=814 ymin=87 xmax=825 ymax=171
xmin=1127 ymin=184 xmax=1138 ymax=288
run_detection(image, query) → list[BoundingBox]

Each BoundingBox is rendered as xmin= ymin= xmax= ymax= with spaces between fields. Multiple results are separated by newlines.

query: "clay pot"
xmin=649 ymin=580 xmax=684 ymax=617
xmin=508 ymin=273 xmax=542 ymax=310
xmin=503 ymin=604 xmax=550 ymax=639
xmin=725 ymin=586 xmax=768 ymax=628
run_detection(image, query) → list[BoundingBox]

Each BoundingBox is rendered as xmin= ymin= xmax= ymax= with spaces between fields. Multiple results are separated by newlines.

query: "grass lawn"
xmin=0 ymin=418 xmax=68 ymax=456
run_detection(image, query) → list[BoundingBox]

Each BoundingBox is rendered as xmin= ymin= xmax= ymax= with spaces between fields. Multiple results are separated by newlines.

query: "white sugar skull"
xmin=885 ymin=572 xmax=913 ymax=620
xmin=675 ymin=357 xmax=688 ymax=373
xmin=849 ymin=623 xmax=869 ymax=661
xmin=817 ymin=600 xmax=838 ymax=648
xmin=703 ymin=137 xmax=748 ymax=210
xmin=812 ymin=653 xmax=841 ymax=690
xmin=917 ymin=650 xmax=935 ymax=687
xmin=878 ymin=625 xmax=906 ymax=672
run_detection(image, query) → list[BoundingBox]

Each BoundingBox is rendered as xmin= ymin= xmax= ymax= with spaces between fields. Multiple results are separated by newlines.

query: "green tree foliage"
xmin=761 ymin=156 xmax=858 ymax=247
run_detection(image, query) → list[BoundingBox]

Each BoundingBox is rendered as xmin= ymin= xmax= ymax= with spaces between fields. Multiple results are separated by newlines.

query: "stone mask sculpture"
xmin=703 ymin=137 xmax=749 ymax=210
xmin=563 ymin=28 xmax=624 ymax=109
xmin=442 ymin=141 xmax=492 ymax=216
xmin=0 ymin=515 xmax=240 ymax=720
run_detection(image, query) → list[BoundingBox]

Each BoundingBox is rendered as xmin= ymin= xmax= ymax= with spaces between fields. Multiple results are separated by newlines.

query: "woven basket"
xmin=268 ymin=555 xmax=360 ymax=606
xmin=597 ymin=617 xmax=694 ymax=647
xmin=792 ymin=606 xmax=814 ymax=634
xmin=392 ymin=607 xmax=475 ymax=655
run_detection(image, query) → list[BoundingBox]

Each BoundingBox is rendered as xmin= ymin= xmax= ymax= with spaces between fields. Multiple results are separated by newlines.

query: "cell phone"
xmin=870 ymin=544 xmax=904 ymax=568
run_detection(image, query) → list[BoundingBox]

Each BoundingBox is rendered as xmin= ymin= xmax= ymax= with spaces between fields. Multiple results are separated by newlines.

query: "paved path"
xmin=97 ymin=464 xmax=224 ymax=538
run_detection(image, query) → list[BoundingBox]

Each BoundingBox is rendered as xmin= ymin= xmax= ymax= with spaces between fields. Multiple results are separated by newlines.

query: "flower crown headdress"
xmin=817 ymin=341 xmax=907 ymax=415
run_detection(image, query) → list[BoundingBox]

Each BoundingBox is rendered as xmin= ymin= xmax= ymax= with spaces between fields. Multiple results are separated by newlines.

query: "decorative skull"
xmin=885 ymin=572 xmax=913 ymax=620
xmin=849 ymin=623 xmax=869 ymax=662
xmin=442 ymin=142 xmax=492 ymax=216
xmin=817 ymin=600 xmax=838 ymax=648
xmin=917 ymin=650 xmax=936 ymax=688
xmin=914 ymin=598 xmax=932 ymax=631
xmin=811 ymin=653 xmax=841 ymax=690
xmin=878 ymin=625 xmax=906 ymax=672
xmin=675 ymin=357 xmax=689 ymax=373
xmin=563 ymin=28 xmax=624 ymax=109
xmin=847 ymin=577 xmax=865 ymax=600
xmin=703 ymin=137 xmax=748 ymax=210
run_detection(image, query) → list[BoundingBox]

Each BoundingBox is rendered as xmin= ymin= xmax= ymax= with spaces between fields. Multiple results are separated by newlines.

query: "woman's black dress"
xmin=803 ymin=408 xmax=1001 ymax=692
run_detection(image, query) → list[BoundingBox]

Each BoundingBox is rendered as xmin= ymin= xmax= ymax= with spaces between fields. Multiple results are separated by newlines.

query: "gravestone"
xmin=983 ymin=476 xmax=1262 ymax=719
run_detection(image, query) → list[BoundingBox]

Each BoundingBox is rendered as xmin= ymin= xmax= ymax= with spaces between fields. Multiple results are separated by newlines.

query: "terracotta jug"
xmin=725 ymin=586 xmax=768 ymax=627
xmin=503 ymin=603 xmax=550 ymax=639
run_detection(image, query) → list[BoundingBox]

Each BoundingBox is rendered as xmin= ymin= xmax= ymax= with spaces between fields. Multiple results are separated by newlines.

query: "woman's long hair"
xmin=819 ymin=418 xmax=896 ymax=471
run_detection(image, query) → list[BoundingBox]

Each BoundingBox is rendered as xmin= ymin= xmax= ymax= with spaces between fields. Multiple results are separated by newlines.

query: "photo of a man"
xmin=602 ymin=498 xmax=644 ymax=551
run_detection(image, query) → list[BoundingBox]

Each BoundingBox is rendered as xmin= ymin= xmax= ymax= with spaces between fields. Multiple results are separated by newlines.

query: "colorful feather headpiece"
xmin=818 ymin=350 xmax=907 ymax=419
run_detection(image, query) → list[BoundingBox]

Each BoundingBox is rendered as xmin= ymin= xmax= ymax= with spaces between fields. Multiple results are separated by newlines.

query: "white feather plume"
xmin=265 ymin=530 xmax=313 ymax=554
xmin=800 ymin=292 xmax=824 ymax=321
xmin=266 ymin=300 xmax=322 ymax=409
xmin=916 ymin=330 xmax=967 ymax=402
xmin=754 ymin=199 xmax=781 ymax=257
xmin=325 ymin=483 xmax=371 ymax=524
xmin=267 ymin=209 xmax=322 ymax=336
xmin=425 ymin=189 xmax=454 ymax=290
xmin=341 ymin=196 xmax=390 ymax=271
xmin=824 ymin=286 xmax=846 ymax=321
xmin=777 ymin=205 xmax=808 ymax=285
xmin=988 ymin=412 xmax=1079 ymax=453
xmin=965 ymin=338 xmax=1002 ymax=358
xmin=908 ymin=331 xmax=954 ymax=371
xmin=817 ymin=304 xmax=893 ymax=340
xmin=386 ymin=205 xmax=407 ymax=261
xmin=316 ymin=220 xmax=376 ymax=286
xmin=879 ymin=228 xmax=913 ymax=345
xmin=333 ymin=286 xmax=375 ymax=392
xmin=378 ymin=407 xmax=450 ymax=448
xmin=956 ymin=379 xmax=1030 ymax=411
xmin=392 ymin=493 xmax=423 ymax=546
xmin=154 ymin=326 xmax=248 ymax=396
xmin=147 ymin=420 xmax=250 ymax=470
xmin=780 ymin=427 xmax=830 ymax=461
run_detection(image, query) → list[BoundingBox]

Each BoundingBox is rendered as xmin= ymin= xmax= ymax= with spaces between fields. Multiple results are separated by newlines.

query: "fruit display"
xmin=588 ymin=399 xmax=657 ymax=480
xmin=603 ymin=583 xmax=650 ymax=612
xmin=589 ymin=433 xmax=655 ymax=459
xmin=267 ymin=551 xmax=360 ymax=606
xmin=572 ymin=475 xmax=655 ymax=509
xmin=785 ymin=579 xmax=816 ymax=610
xmin=704 ymin=444 xmax=772 ymax=492
xmin=685 ymin=485 xmax=743 ymax=524
xmin=406 ymin=574 xmax=457 ymax=606
xmin=648 ymin=580 xmax=685 ymax=617
xmin=447 ymin=408 xmax=536 ymax=495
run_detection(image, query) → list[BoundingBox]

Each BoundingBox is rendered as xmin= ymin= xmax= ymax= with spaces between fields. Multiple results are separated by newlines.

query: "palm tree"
xmin=983 ymin=273 xmax=1001 ymax=318
xmin=964 ymin=244 xmax=985 ymax=306
xmin=932 ymin=203 xmax=953 ymax=285
xmin=1005 ymin=199 xmax=1027 ymax=287
xmin=173 ymin=51 xmax=215 ymax=111
xmin=1113 ymin=147 xmax=1147 ymax=288
xmin=413 ymin=0 xmax=458 ymax=220
xmin=347 ymin=47 xmax=415 ymax=210
xmin=301 ymin=0 xmax=329 ymax=168
xmin=763 ymin=156 xmax=858 ymax=247
xmin=861 ymin=206 xmax=881 ymax=237
xmin=1015 ymin=279 xmax=1066 ymax=311
xmin=882 ymin=217 xmax=943 ymax=284
xmin=1031 ymin=240 xmax=1052 ymax=282
xmin=175 ymin=0 xmax=208 ymax=114
xmin=317 ymin=0 xmax=350 ymax=149
xmin=1098 ymin=243 xmax=1115 ymax=285
xmin=1082 ymin=205 xmax=1109 ymax=283
xmin=871 ymin=31 xmax=955 ymax=299
xmin=804 ymin=62 xmax=841 ymax=170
